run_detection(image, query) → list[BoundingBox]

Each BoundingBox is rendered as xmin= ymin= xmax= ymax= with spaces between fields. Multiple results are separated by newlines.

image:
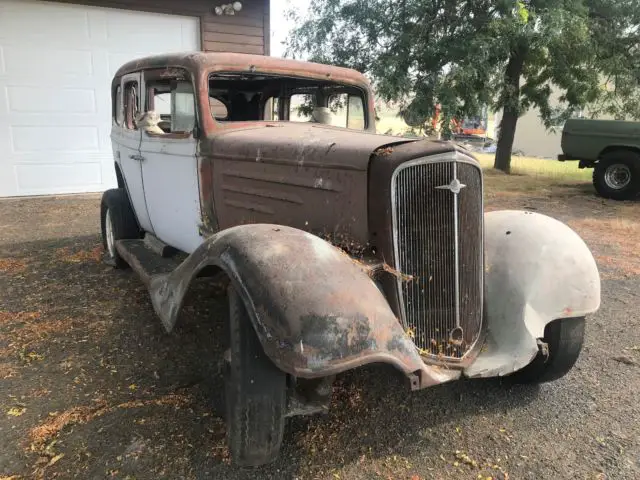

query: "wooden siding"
xmin=50 ymin=0 xmax=270 ymax=55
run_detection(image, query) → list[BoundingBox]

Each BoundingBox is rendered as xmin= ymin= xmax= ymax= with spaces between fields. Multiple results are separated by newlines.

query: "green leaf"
xmin=516 ymin=1 xmax=529 ymax=24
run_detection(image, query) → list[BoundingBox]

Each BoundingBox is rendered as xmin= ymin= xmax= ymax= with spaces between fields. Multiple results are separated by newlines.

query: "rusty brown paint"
xmin=111 ymin=52 xmax=484 ymax=380
xmin=131 ymin=224 xmax=462 ymax=390
xmin=112 ymin=52 xmax=400 ymax=240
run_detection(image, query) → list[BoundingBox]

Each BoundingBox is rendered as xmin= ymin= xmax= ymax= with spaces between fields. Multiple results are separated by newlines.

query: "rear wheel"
xmin=100 ymin=188 xmax=139 ymax=268
xmin=224 ymin=287 xmax=287 ymax=467
xmin=593 ymin=151 xmax=640 ymax=200
xmin=509 ymin=317 xmax=586 ymax=384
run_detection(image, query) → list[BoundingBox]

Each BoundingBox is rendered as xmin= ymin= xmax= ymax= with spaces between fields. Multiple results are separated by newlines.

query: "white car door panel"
xmin=140 ymin=135 xmax=202 ymax=253
xmin=112 ymin=128 xmax=154 ymax=233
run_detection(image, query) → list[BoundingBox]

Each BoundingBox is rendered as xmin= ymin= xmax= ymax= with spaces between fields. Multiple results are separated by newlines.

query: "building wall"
xmin=510 ymin=108 xmax=563 ymax=159
xmin=51 ymin=0 xmax=270 ymax=55
xmin=495 ymin=87 xmax=614 ymax=159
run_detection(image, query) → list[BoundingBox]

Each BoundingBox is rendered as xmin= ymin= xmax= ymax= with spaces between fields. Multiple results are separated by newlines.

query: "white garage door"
xmin=0 ymin=0 xmax=200 ymax=197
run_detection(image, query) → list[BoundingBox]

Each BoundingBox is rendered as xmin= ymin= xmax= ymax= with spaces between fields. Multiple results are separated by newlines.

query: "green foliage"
xmin=286 ymin=0 xmax=640 ymax=169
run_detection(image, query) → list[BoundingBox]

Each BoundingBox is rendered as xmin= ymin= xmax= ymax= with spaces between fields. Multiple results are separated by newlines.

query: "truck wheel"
xmin=592 ymin=151 xmax=640 ymax=200
xmin=509 ymin=317 xmax=585 ymax=384
xmin=224 ymin=286 xmax=287 ymax=467
xmin=100 ymin=188 xmax=139 ymax=269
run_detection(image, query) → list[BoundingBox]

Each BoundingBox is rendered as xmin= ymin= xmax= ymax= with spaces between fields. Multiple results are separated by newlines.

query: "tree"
xmin=286 ymin=0 xmax=640 ymax=172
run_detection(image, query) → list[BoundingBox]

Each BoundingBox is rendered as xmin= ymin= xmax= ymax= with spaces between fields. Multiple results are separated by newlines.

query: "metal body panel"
xmin=390 ymin=152 xmax=483 ymax=360
xmin=561 ymin=118 xmax=640 ymax=161
xmin=464 ymin=210 xmax=601 ymax=378
xmin=207 ymin=123 xmax=406 ymax=247
xmin=123 ymin=224 xmax=462 ymax=388
xmin=108 ymin=53 xmax=602 ymax=383
xmin=139 ymin=133 xmax=203 ymax=253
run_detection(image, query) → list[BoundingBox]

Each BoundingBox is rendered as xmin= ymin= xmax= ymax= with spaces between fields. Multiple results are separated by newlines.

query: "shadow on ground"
xmin=1 ymin=234 xmax=540 ymax=480
xmin=2 ymin=188 xmax=639 ymax=480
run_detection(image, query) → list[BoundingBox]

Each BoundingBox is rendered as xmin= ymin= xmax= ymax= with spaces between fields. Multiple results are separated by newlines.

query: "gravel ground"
xmin=0 ymin=180 xmax=639 ymax=480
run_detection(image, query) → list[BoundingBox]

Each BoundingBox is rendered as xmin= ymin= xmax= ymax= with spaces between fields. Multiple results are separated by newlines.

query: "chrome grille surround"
xmin=390 ymin=151 xmax=484 ymax=361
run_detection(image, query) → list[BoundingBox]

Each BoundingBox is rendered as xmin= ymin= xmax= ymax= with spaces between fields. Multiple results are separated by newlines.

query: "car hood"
xmin=205 ymin=123 xmax=415 ymax=171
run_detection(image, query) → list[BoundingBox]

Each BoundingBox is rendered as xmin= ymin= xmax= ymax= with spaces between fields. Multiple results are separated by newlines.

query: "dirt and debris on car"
xmin=100 ymin=51 xmax=601 ymax=466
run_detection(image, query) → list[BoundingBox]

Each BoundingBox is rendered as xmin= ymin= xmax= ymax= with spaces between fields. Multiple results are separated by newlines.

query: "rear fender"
xmin=148 ymin=224 xmax=459 ymax=387
xmin=464 ymin=211 xmax=600 ymax=378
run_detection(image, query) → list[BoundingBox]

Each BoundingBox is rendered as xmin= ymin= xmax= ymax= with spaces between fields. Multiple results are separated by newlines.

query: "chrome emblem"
xmin=435 ymin=177 xmax=466 ymax=194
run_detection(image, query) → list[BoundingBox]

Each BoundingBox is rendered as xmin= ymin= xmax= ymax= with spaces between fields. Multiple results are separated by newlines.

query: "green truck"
xmin=559 ymin=118 xmax=640 ymax=200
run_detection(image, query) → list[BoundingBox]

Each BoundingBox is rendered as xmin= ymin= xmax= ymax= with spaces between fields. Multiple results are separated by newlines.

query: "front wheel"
xmin=592 ymin=151 xmax=640 ymax=200
xmin=100 ymin=188 xmax=139 ymax=268
xmin=509 ymin=317 xmax=586 ymax=384
xmin=224 ymin=287 xmax=287 ymax=467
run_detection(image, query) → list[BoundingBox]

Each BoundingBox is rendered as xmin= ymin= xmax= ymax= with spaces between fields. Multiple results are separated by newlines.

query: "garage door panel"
xmin=107 ymin=51 xmax=163 ymax=78
xmin=0 ymin=0 xmax=200 ymax=197
xmin=11 ymin=126 xmax=100 ymax=153
xmin=3 ymin=45 xmax=94 ymax=79
xmin=105 ymin=32 xmax=190 ymax=50
xmin=7 ymin=86 xmax=97 ymax=114
xmin=15 ymin=163 xmax=102 ymax=194
xmin=0 ymin=2 xmax=91 ymax=43
xmin=106 ymin=11 xmax=195 ymax=40
xmin=11 ymin=150 xmax=112 ymax=164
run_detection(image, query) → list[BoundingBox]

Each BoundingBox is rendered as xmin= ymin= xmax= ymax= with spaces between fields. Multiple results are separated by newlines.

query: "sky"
xmin=269 ymin=0 xmax=311 ymax=57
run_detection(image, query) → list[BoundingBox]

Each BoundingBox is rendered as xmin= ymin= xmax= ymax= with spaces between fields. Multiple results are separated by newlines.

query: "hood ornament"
xmin=435 ymin=177 xmax=466 ymax=194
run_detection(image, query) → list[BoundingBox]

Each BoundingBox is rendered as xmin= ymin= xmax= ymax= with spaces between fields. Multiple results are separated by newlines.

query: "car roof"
xmin=113 ymin=52 xmax=371 ymax=88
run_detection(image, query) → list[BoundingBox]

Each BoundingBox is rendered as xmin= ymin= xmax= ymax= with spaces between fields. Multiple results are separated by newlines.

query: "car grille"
xmin=391 ymin=153 xmax=483 ymax=360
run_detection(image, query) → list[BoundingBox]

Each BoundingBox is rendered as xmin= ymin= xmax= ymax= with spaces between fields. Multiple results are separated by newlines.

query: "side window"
xmin=289 ymin=94 xmax=314 ymax=122
xmin=328 ymin=93 xmax=348 ymax=128
xmin=143 ymin=76 xmax=195 ymax=135
xmin=154 ymin=92 xmax=171 ymax=116
xmin=347 ymin=95 xmax=365 ymax=130
xmin=114 ymin=85 xmax=123 ymax=125
xmin=172 ymin=81 xmax=196 ymax=133
xmin=210 ymin=97 xmax=228 ymax=120
xmin=123 ymin=81 xmax=139 ymax=130
xmin=263 ymin=97 xmax=280 ymax=120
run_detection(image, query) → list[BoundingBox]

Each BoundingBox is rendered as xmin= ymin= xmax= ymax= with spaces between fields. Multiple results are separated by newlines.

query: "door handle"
xmin=129 ymin=154 xmax=145 ymax=162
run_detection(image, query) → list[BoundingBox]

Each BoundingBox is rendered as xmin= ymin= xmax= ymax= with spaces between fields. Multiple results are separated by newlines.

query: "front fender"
xmin=149 ymin=224 xmax=459 ymax=387
xmin=465 ymin=210 xmax=601 ymax=378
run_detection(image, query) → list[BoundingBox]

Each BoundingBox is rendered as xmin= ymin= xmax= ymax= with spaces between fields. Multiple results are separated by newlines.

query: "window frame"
xmin=113 ymin=83 xmax=123 ymax=126
xmin=140 ymin=67 xmax=200 ymax=139
xmin=207 ymin=71 xmax=371 ymax=130
xmin=121 ymin=74 xmax=141 ymax=131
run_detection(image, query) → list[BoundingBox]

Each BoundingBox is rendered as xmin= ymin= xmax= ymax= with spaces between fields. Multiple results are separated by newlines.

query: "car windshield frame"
xmin=207 ymin=72 xmax=370 ymax=131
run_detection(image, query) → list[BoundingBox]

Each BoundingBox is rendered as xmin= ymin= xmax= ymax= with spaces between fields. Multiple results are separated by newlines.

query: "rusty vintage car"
xmin=101 ymin=52 xmax=601 ymax=466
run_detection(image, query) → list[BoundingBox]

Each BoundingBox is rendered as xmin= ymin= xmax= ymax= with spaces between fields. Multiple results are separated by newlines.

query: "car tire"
xmin=100 ymin=188 xmax=140 ymax=269
xmin=509 ymin=317 xmax=585 ymax=384
xmin=224 ymin=286 xmax=287 ymax=467
xmin=592 ymin=151 xmax=640 ymax=200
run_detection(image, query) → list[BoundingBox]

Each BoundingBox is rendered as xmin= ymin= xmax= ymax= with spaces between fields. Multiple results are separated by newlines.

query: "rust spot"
xmin=382 ymin=263 xmax=414 ymax=283
xmin=375 ymin=146 xmax=394 ymax=157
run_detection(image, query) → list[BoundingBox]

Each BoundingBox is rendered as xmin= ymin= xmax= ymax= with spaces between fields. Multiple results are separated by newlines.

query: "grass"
xmin=475 ymin=153 xmax=592 ymax=182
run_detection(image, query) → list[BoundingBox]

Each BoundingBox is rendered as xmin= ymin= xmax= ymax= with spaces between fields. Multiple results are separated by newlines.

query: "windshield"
xmin=209 ymin=73 xmax=367 ymax=130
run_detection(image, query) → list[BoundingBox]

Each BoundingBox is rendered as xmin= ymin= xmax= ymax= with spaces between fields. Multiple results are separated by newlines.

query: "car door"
xmin=139 ymin=72 xmax=202 ymax=254
xmin=111 ymin=72 xmax=154 ymax=234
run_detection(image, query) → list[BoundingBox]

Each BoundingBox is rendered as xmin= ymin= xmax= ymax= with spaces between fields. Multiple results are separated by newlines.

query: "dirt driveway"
xmin=1 ymin=175 xmax=639 ymax=480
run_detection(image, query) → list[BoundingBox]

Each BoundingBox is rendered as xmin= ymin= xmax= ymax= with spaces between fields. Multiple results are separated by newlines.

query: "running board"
xmin=115 ymin=239 xmax=185 ymax=287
